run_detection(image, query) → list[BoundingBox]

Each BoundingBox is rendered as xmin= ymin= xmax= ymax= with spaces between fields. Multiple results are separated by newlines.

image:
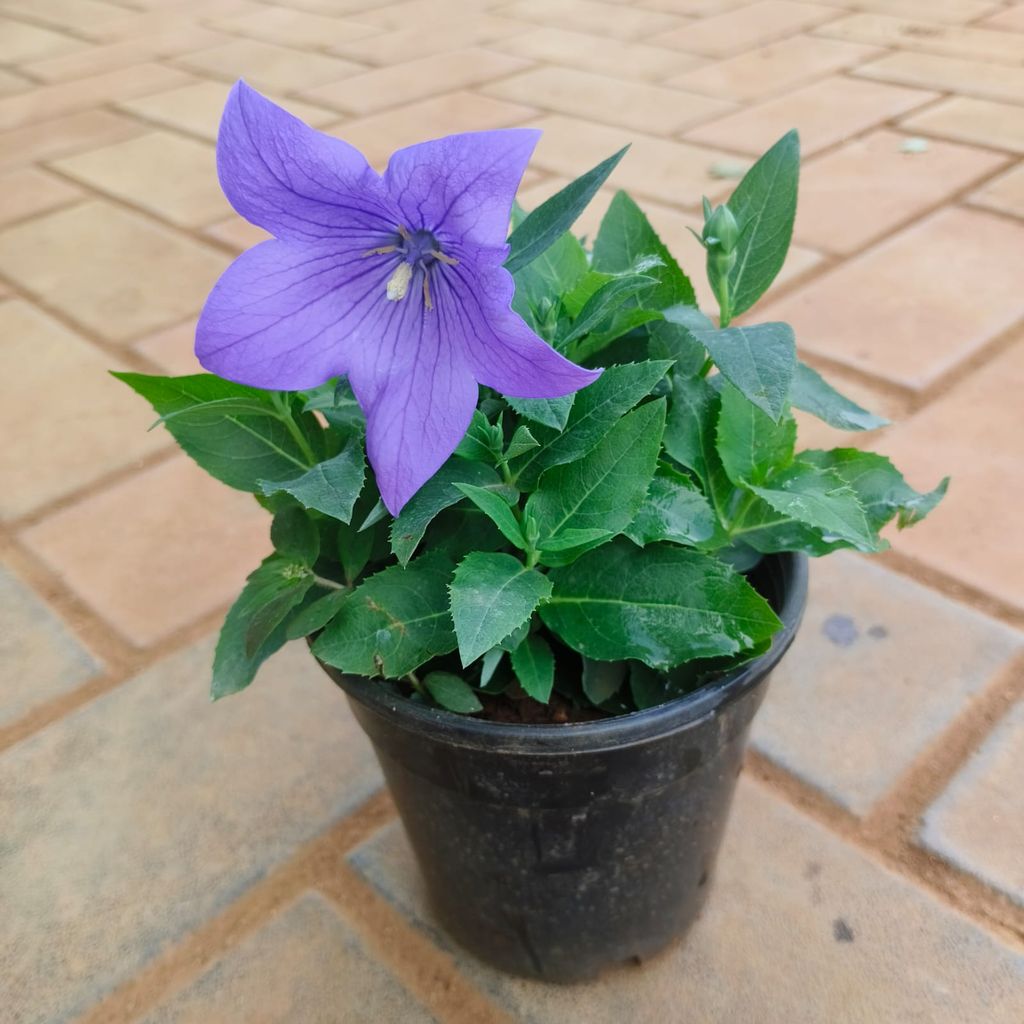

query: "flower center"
xmin=363 ymin=224 xmax=459 ymax=311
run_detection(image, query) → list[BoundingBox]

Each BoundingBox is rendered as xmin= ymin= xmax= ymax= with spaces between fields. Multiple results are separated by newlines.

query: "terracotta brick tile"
xmin=760 ymin=207 xmax=1024 ymax=392
xmin=977 ymin=4 xmax=1024 ymax=30
xmin=642 ymin=0 xmax=749 ymax=12
xmin=302 ymin=47 xmax=532 ymax=116
xmin=969 ymin=162 xmax=1024 ymax=220
xmin=0 ymin=63 xmax=193 ymax=134
xmin=86 ymin=0 xmax=264 ymax=41
xmin=203 ymin=215 xmax=271 ymax=253
xmin=281 ymin=0 xmax=407 ymax=11
xmin=0 ymin=201 xmax=228 ymax=342
xmin=175 ymin=38 xmax=365 ymax=94
xmin=794 ymin=129 xmax=1007 ymax=255
xmin=753 ymin=554 xmax=1022 ymax=816
xmin=813 ymin=0 xmax=1002 ymax=21
xmin=350 ymin=781 xmax=1024 ymax=1022
xmin=855 ymin=50 xmax=1024 ymax=106
xmin=137 ymin=894 xmax=434 ymax=1024
xmin=921 ymin=700 xmax=1024 ymax=905
xmin=529 ymin=115 xmax=737 ymax=209
xmin=817 ymin=13 xmax=1024 ymax=66
xmin=0 ymin=0 xmax=126 ymax=36
xmin=22 ymin=456 xmax=272 ymax=645
xmin=902 ymin=96 xmax=1024 ymax=155
xmin=0 ymin=638 xmax=381 ymax=1023
xmin=657 ymin=0 xmax=836 ymax=58
xmin=51 ymin=131 xmax=229 ymax=229
xmin=685 ymin=76 xmax=938 ymax=157
xmin=495 ymin=28 xmax=702 ymax=82
xmin=0 ymin=68 xmax=29 ymax=96
xmin=0 ymin=15 xmax=85 ymax=63
xmin=497 ymin=0 xmax=682 ymax=39
xmin=486 ymin=66 xmax=733 ymax=136
xmin=330 ymin=14 xmax=528 ymax=65
xmin=0 ymin=167 xmax=81 ymax=228
xmin=118 ymin=80 xmax=337 ymax=144
xmin=0 ymin=562 xmax=101 ymax=729
xmin=869 ymin=342 xmax=1024 ymax=613
xmin=333 ymin=91 xmax=536 ymax=167
xmin=666 ymin=35 xmax=880 ymax=102
xmin=208 ymin=6 xmax=379 ymax=48
xmin=0 ymin=109 xmax=143 ymax=174
xmin=0 ymin=301 xmax=170 ymax=519
xmin=133 ymin=320 xmax=203 ymax=376
xmin=359 ymin=0 xmax=500 ymax=29
xmin=20 ymin=27 xmax=229 ymax=83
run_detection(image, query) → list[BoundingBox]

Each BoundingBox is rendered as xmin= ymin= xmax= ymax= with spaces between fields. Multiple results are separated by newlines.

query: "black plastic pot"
xmin=319 ymin=552 xmax=808 ymax=983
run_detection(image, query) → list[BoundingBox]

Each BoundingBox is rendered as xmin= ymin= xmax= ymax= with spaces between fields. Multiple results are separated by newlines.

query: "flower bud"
xmin=702 ymin=203 xmax=739 ymax=254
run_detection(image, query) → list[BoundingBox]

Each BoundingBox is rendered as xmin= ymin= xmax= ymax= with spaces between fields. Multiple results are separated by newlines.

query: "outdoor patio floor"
xmin=1 ymin=1 xmax=1023 ymax=1021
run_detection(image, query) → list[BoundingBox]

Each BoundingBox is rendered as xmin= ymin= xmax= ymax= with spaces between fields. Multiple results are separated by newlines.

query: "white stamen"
xmin=386 ymin=262 xmax=413 ymax=302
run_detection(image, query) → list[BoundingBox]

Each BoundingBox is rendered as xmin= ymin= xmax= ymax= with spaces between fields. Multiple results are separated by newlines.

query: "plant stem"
xmin=313 ymin=574 xmax=347 ymax=591
xmin=273 ymin=392 xmax=317 ymax=466
xmin=405 ymin=670 xmax=426 ymax=697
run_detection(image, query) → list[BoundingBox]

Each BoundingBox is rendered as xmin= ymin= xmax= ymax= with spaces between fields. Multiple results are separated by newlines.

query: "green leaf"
xmin=581 ymin=658 xmax=627 ymax=705
xmin=258 ymin=436 xmax=365 ymax=523
xmin=389 ymin=459 xmax=503 ymax=565
xmin=526 ymin=399 xmax=666 ymax=549
xmin=312 ymin=555 xmax=456 ymax=678
xmin=539 ymin=527 xmax=614 ymax=552
xmin=505 ymin=146 xmax=628 ymax=275
xmin=303 ymin=377 xmax=363 ymax=432
xmin=745 ymin=461 xmax=884 ymax=553
xmin=453 ymin=483 xmax=527 ymax=550
xmin=113 ymin=373 xmax=313 ymax=491
xmin=790 ymin=362 xmax=890 ymax=432
xmin=510 ymin=633 xmax=555 ymax=703
xmin=663 ymin=374 xmax=733 ymax=518
xmin=511 ymin=230 xmax=588 ymax=336
xmin=541 ymin=539 xmax=781 ymax=670
xmin=285 ymin=587 xmax=348 ymax=640
xmin=625 ymin=469 xmax=720 ymax=548
xmin=449 ymin=552 xmax=552 ymax=665
xmin=716 ymin=381 xmax=796 ymax=486
xmin=423 ymin=671 xmax=483 ymax=714
xmin=689 ymin=322 xmax=796 ymax=422
xmin=212 ymin=556 xmax=314 ymax=699
xmin=799 ymin=449 xmax=947 ymax=531
xmin=480 ymin=647 xmax=504 ymax=687
xmin=506 ymin=393 xmax=575 ymax=431
xmin=504 ymin=424 xmax=539 ymax=460
xmin=271 ymin=507 xmax=319 ymax=566
xmin=712 ymin=129 xmax=799 ymax=320
xmin=455 ymin=409 xmax=501 ymax=462
xmin=513 ymin=360 xmax=673 ymax=489
xmin=558 ymin=273 xmax=656 ymax=352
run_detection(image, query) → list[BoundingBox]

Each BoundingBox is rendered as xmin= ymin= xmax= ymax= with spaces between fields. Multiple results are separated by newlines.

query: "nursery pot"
xmin=319 ymin=552 xmax=807 ymax=983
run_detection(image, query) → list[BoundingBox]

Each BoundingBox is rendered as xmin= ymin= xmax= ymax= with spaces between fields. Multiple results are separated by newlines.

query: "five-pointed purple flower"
xmin=196 ymin=82 xmax=600 ymax=514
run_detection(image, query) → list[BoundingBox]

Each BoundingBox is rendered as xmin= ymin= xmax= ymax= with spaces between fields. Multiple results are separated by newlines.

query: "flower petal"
xmin=196 ymin=238 xmax=396 ymax=391
xmin=348 ymin=292 xmax=479 ymax=515
xmin=383 ymin=128 xmax=540 ymax=248
xmin=217 ymin=80 xmax=397 ymax=243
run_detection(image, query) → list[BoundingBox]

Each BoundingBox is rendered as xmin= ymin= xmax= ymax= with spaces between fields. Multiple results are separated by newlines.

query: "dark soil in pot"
xmin=318 ymin=552 xmax=808 ymax=983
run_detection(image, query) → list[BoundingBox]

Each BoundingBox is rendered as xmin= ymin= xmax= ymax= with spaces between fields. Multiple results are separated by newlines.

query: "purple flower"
xmin=196 ymin=82 xmax=600 ymax=514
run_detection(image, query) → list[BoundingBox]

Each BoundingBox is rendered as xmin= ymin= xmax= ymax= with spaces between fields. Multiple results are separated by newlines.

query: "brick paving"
xmin=0 ymin=1 xmax=1022 ymax=1020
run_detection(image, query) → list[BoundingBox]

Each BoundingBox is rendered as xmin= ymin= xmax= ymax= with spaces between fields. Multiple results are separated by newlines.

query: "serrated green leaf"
xmin=504 ymin=424 xmax=539 ymax=460
xmin=212 ymin=556 xmax=313 ymax=699
xmin=285 ymin=587 xmax=349 ymax=640
xmin=389 ymin=460 xmax=503 ymax=565
xmin=453 ymin=483 xmax=527 ymax=550
xmin=303 ymin=377 xmax=363 ymax=432
xmin=510 ymin=633 xmax=555 ymax=703
xmin=539 ymin=527 xmax=614 ymax=552
xmin=449 ymin=552 xmax=552 ymax=665
xmin=511 ymin=231 xmax=588 ymax=336
xmin=689 ymin=322 xmax=795 ymax=422
xmin=506 ymin=393 xmax=575 ymax=431
xmin=271 ymin=506 xmax=319 ymax=566
xmin=625 ymin=469 xmax=720 ymax=548
xmin=541 ymin=539 xmax=781 ymax=670
xmin=716 ymin=381 xmax=796 ymax=486
xmin=526 ymin=399 xmax=666 ymax=551
xmin=790 ymin=362 xmax=890 ymax=431
xmin=455 ymin=409 xmax=500 ymax=462
xmin=558 ymin=273 xmax=656 ymax=349
xmin=312 ymin=556 xmax=456 ymax=678
xmin=513 ymin=360 xmax=673 ymax=489
xmin=581 ymin=657 xmax=626 ymax=705
xmin=113 ymin=372 xmax=314 ymax=491
xmin=799 ymin=449 xmax=947 ymax=531
xmin=259 ymin=436 xmax=365 ymax=523
xmin=423 ymin=671 xmax=483 ymax=714
xmin=505 ymin=146 xmax=628 ymax=275
xmin=712 ymin=130 xmax=799 ymax=321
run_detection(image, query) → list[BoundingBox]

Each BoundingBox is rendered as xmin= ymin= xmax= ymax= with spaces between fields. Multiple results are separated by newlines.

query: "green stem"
xmin=273 ymin=393 xmax=317 ymax=466
xmin=717 ymin=275 xmax=732 ymax=329
xmin=313 ymin=574 xmax=347 ymax=591
xmin=405 ymin=670 xmax=426 ymax=697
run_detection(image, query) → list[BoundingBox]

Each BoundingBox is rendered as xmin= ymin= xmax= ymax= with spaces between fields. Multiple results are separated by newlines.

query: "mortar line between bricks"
xmin=70 ymin=791 xmax=401 ymax=1024
xmin=745 ymin=754 xmax=1024 ymax=948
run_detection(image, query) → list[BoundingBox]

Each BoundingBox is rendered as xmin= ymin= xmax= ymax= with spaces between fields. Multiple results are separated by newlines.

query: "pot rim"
xmin=320 ymin=551 xmax=808 ymax=756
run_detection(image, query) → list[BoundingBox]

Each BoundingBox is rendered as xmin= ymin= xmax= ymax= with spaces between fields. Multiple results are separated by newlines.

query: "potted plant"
xmin=116 ymin=82 xmax=946 ymax=983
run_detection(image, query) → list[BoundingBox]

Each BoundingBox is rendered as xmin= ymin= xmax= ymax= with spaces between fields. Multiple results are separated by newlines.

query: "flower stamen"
xmin=362 ymin=244 xmax=397 ymax=258
xmin=431 ymin=249 xmax=459 ymax=266
xmin=423 ymin=274 xmax=433 ymax=311
xmin=386 ymin=262 xmax=413 ymax=302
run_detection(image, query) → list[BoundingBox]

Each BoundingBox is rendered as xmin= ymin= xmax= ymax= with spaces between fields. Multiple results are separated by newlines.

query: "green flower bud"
xmin=702 ymin=203 xmax=739 ymax=254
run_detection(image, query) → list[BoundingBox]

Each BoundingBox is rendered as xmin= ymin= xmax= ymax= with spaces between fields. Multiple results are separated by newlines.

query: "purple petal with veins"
xmin=197 ymin=80 xmax=600 ymax=514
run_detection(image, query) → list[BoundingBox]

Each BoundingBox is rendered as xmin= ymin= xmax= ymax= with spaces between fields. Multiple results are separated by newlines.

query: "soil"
xmin=476 ymin=689 xmax=609 ymax=725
